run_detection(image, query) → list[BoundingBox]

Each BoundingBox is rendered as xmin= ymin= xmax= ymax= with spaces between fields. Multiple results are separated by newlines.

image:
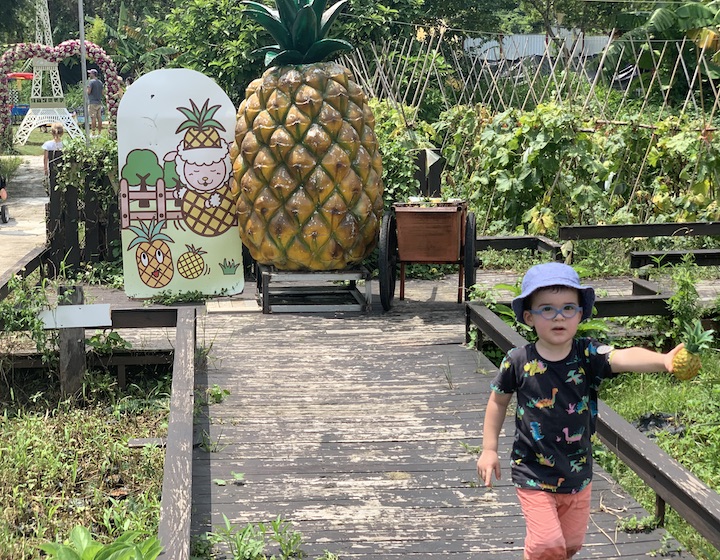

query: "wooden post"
xmin=47 ymin=158 xmax=63 ymax=273
xmin=64 ymin=183 xmax=81 ymax=272
xmin=58 ymin=286 xmax=86 ymax=398
xmin=84 ymin=177 xmax=102 ymax=263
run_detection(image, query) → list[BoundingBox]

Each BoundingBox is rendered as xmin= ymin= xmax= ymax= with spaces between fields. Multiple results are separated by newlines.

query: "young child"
xmin=476 ymin=262 xmax=682 ymax=560
xmin=42 ymin=122 xmax=64 ymax=177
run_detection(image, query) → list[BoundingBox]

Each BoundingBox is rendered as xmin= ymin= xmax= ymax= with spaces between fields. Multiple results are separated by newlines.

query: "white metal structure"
xmin=13 ymin=0 xmax=83 ymax=146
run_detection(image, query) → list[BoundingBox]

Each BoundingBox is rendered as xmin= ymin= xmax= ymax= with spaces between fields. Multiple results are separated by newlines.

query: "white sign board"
xmin=39 ymin=304 xmax=112 ymax=329
xmin=117 ymin=69 xmax=244 ymax=298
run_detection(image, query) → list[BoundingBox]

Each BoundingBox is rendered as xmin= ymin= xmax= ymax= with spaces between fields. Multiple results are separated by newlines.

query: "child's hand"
xmin=477 ymin=450 xmax=501 ymax=487
xmin=665 ymin=343 xmax=684 ymax=373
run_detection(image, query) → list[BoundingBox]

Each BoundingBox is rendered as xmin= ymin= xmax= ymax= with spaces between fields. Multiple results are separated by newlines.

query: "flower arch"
xmin=0 ymin=40 xmax=121 ymax=140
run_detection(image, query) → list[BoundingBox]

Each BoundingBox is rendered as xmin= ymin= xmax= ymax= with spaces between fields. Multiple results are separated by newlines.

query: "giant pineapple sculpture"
xmin=231 ymin=0 xmax=383 ymax=270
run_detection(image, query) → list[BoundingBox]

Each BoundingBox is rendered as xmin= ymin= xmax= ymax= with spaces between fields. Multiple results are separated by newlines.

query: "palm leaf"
xmin=675 ymin=2 xmax=716 ymax=31
xmin=647 ymin=7 xmax=678 ymax=35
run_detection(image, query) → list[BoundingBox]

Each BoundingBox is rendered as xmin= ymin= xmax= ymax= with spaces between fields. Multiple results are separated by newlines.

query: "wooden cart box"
xmin=394 ymin=202 xmax=467 ymax=263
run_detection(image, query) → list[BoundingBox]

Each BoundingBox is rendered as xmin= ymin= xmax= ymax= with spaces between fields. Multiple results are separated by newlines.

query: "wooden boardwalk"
xmin=190 ymin=276 xmax=693 ymax=559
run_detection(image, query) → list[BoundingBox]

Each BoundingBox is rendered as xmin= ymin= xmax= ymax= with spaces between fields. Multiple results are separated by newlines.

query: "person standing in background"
xmin=87 ymin=68 xmax=104 ymax=137
xmin=42 ymin=122 xmax=64 ymax=190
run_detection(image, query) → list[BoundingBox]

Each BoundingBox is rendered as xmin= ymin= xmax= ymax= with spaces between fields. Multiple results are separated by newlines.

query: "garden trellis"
xmin=344 ymin=27 xmax=720 ymax=231
xmin=346 ymin=29 xmax=720 ymax=128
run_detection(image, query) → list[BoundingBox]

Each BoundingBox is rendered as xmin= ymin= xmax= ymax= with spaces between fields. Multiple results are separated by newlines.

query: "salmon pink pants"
xmin=516 ymin=483 xmax=592 ymax=560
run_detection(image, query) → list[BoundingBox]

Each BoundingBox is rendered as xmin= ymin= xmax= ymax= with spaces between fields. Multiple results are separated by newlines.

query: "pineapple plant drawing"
xmin=672 ymin=319 xmax=714 ymax=380
xmin=177 ymin=244 xmax=208 ymax=279
xmin=231 ymin=0 xmax=384 ymax=270
xmin=127 ymin=220 xmax=175 ymax=288
xmin=174 ymin=99 xmax=236 ymax=237
xmin=177 ymin=99 xmax=225 ymax=149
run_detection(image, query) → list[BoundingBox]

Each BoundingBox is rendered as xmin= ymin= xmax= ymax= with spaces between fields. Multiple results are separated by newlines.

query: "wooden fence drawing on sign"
xmin=119 ymin=178 xmax=183 ymax=229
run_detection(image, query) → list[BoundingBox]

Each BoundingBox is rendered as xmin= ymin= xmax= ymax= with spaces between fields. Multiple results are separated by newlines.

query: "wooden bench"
xmin=465 ymin=300 xmax=720 ymax=549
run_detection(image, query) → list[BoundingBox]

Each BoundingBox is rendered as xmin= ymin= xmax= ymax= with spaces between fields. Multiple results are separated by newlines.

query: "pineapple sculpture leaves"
xmin=231 ymin=0 xmax=384 ymax=271
xmin=242 ymin=0 xmax=353 ymax=66
xmin=672 ymin=320 xmax=714 ymax=380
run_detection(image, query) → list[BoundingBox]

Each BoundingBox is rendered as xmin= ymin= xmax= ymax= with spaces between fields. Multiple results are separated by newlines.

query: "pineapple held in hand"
xmin=231 ymin=0 xmax=383 ymax=271
xmin=672 ymin=320 xmax=714 ymax=380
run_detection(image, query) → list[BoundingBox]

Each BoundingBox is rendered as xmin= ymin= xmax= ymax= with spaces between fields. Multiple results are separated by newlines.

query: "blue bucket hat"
xmin=511 ymin=262 xmax=595 ymax=325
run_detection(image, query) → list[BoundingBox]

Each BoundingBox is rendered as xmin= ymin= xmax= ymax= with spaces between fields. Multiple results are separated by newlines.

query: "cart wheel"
xmin=464 ymin=211 xmax=477 ymax=300
xmin=0 ymin=205 xmax=8 ymax=224
xmin=378 ymin=210 xmax=398 ymax=311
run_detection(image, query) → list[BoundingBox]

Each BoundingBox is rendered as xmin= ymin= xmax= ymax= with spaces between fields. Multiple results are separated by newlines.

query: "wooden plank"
xmin=63 ymin=183 xmax=81 ymax=271
xmin=0 ymin=244 xmax=47 ymax=300
xmin=467 ymin=297 xmax=671 ymax=332
xmin=84 ymin=178 xmax=102 ymax=263
xmin=475 ymin=235 xmax=540 ymax=251
xmin=536 ymin=235 xmax=563 ymax=260
xmin=110 ymin=308 xmax=179 ymax=328
xmin=597 ymin=402 xmax=720 ymax=550
xmin=465 ymin=302 xmax=529 ymax=351
xmin=158 ymin=307 xmax=196 ymax=560
xmin=630 ymin=249 xmax=720 ymax=268
xmin=630 ymin=277 xmax=664 ymax=296
xmin=191 ymin=303 xmax=690 ymax=559
xmin=474 ymin=234 xmax=561 ymax=260
xmin=47 ymin=162 xmax=63 ymax=272
xmin=559 ymin=221 xmax=720 ymax=240
xmin=39 ymin=304 xmax=112 ymax=329
xmin=593 ymin=295 xmax=671 ymax=317
xmin=58 ymin=286 xmax=86 ymax=398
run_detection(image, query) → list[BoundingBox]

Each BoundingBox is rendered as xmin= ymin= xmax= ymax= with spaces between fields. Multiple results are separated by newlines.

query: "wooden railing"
xmin=474 ymin=234 xmax=562 ymax=261
xmin=466 ymin=300 xmax=720 ymax=550
xmin=558 ymin=222 xmax=720 ymax=270
xmin=157 ymin=306 xmax=196 ymax=560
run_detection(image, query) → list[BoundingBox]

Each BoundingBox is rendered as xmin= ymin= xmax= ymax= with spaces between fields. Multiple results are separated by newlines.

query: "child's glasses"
xmin=529 ymin=304 xmax=582 ymax=320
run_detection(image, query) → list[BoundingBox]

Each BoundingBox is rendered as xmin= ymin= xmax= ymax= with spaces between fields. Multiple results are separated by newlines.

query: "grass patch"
xmin=597 ymin=353 xmax=720 ymax=560
xmin=0 ymin=367 xmax=170 ymax=559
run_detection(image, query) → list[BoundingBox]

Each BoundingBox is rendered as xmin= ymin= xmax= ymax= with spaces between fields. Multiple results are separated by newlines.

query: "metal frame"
xmin=257 ymin=265 xmax=372 ymax=314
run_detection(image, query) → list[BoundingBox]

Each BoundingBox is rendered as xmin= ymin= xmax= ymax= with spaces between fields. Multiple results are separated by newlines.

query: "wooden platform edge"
xmin=0 ymin=244 xmax=48 ymax=300
xmin=157 ymin=307 xmax=196 ymax=560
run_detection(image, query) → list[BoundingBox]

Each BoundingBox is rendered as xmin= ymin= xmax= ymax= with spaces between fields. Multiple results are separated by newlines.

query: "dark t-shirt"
xmin=88 ymin=78 xmax=103 ymax=105
xmin=491 ymin=338 xmax=616 ymax=493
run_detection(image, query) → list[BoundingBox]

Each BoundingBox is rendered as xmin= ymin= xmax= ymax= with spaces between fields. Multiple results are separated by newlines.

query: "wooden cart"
xmin=378 ymin=201 xmax=476 ymax=311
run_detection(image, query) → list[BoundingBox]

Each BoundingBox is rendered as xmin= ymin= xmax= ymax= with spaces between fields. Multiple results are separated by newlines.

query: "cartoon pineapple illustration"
xmin=127 ymin=220 xmax=175 ymax=288
xmin=672 ymin=320 xmax=714 ymax=380
xmin=231 ymin=0 xmax=384 ymax=270
xmin=177 ymin=244 xmax=208 ymax=279
xmin=175 ymin=99 xmax=236 ymax=237
xmin=177 ymin=99 xmax=226 ymax=149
